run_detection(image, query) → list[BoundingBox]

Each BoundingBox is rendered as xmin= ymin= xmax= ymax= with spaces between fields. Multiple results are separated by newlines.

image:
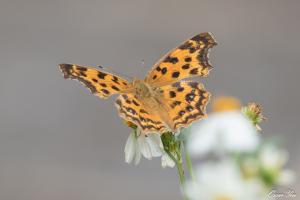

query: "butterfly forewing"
xmin=59 ymin=64 xmax=132 ymax=98
xmin=145 ymin=32 xmax=217 ymax=87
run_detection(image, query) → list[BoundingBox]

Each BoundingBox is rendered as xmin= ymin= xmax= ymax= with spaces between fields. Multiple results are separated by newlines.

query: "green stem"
xmin=166 ymin=150 xmax=189 ymax=200
xmin=184 ymin=142 xmax=195 ymax=181
xmin=176 ymin=155 xmax=185 ymax=185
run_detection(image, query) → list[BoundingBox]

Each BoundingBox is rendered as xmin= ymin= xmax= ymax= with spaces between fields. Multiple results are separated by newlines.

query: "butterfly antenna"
xmin=97 ymin=65 xmax=133 ymax=80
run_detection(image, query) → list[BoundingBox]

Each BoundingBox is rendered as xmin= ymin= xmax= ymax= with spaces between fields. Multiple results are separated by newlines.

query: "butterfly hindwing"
xmin=59 ymin=64 xmax=131 ymax=98
xmin=146 ymin=32 xmax=217 ymax=87
xmin=160 ymin=81 xmax=210 ymax=130
xmin=115 ymin=94 xmax=166 ymax=133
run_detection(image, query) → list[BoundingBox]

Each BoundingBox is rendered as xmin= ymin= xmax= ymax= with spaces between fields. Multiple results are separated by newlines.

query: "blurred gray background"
xmin=0 ymin=0 xmax=299 ymax=199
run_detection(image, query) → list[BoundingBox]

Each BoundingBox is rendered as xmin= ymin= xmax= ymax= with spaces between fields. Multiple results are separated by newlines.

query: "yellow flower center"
xmin=214 ymin=195 xmax=234 ymax=200
xmin=211 ymin=96 xmax=241 ymax=112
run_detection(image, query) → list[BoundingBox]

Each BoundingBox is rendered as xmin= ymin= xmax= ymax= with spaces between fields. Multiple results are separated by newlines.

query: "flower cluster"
xmin=184 ymin=99 xmax=294 ymax=200
xmin=123 ymin=97 xmax=294 ymax=200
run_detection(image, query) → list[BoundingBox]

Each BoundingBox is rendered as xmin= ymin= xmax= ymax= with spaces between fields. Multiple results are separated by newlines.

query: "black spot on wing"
xmin=77 ymin=66 xmax=87 ymax=71
xmin=189 ymin=47 xmax=196 ymax=53
xmin=177 ymin=87 xmax=184 ymax=92
xmin=186 ymin=105 xmax=193 ymax=112
xmin=178 ymin=110 xmax=185 ymax=116
xmin=170 ymin=101 xmax=181 ymax=108
xmin=132 ymin=99 xmax=140 ymax=106
xmin=182 ymin=64 xmax=190 ymax=70
xmin=111 ymin=85 xmax=120 ymax=91
xmin=184 ymin=57 xmax=192 ymax=62
xmin=98 ymin=72 xmax=107 ymax=79
xmin=164 ymin=56 xmax=179 ymax=64
xmin=100 ymin=83 xmax=107 ymax=87
xmin=161 ymin=67 xmax=167 ymax=75
xmin=190 ymin=68 xmax=198 ymax=75
xmin=101 ymin=89 xmax=110 ymax=95
xmin=169 ymin=91 xmax=176 ymax=98
xmin=112 ymin=76 xmax=119 ymax=84
xmin=172 ymin=71 xmax=180 ymax=78
xmin=125 ymin=99 xmax=131 ymax=104
xmin=185 ymin=93 xmax=195 ymax=103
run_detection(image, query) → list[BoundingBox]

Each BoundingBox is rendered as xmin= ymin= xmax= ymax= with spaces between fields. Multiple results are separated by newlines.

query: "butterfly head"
xmin=132 ymin=79 xmax=152 ymax=99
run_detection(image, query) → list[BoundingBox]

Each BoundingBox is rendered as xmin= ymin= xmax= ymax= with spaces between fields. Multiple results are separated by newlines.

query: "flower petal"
xmin=161 ymin=154 xmax=175 ymax=168
xmin=147 ymin=133 xmax=164 ymax=157
xmin=134 ymin=148 xmax=141 ymax=165
xmin=124 ymin=132 xmax=137 ymax=163
xmin=138 ymin=135 xmax=153 ymax=160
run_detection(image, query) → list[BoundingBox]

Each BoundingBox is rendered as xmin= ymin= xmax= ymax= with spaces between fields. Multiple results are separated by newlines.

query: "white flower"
xmin=124 ymin=131 xmax=140 ymax=164
xmin=125 ymin=130 xmax=163 ymax=165
xmin=185 ymin=160 xmax=264 ymax=200
xmin=260 ymin=144 xmax=288 ymax=170
xmin=124 ymin=129 xmax=175 ymax=168
xmin=278 ymin=169 xmax=295 ymax=186
xmin=161 ymin=153 xmax=176 ymax=168
xmin=188 ymin=111 xmax=260 ymax=157
xmin=259 ymin=144 xmax=295 ymax=186
xmin=139 ymin=133 xmax=163 ymax=159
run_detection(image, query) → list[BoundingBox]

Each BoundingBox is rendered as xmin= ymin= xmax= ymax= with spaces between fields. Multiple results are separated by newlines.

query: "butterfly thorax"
xmin=132 ymin=79 xmax=154 ymax=99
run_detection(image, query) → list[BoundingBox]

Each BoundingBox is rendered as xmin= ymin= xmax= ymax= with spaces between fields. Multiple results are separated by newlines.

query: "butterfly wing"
xmin=59 ymin=64 xmax=132 ymax=98
xmin=115 ymin=94 xmax=166 ymax=133
xmin=160 ymin=81 xmax=210 ymax=130
xmin=59 ymin=32 xmax=215 ymax=133
xmin=145 ymin=32 xmax=217 ymax=87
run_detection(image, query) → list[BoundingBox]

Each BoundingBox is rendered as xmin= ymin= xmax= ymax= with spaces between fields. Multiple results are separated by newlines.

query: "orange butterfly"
xmin=59 ymin=33 xmax=217 ymax=134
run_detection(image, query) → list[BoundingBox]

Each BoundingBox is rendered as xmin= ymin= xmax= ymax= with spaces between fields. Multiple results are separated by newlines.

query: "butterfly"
xmin=59 ymin=32 xmax=217 ymax=134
